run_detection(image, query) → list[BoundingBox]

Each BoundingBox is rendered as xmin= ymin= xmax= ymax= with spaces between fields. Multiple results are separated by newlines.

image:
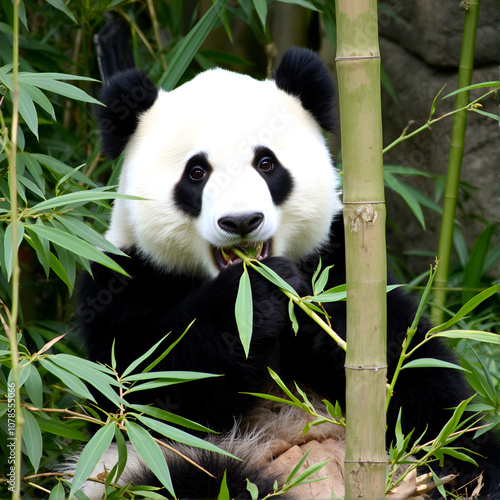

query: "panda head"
xmin=99 ymin=47 xmax=342 ymax=278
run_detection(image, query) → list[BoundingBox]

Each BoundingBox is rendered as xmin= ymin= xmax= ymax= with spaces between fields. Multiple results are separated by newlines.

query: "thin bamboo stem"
xmin=6 ymin=3 xmax=23 ymax=500
xmin=431 ymin=0 xmax=481 ymax=325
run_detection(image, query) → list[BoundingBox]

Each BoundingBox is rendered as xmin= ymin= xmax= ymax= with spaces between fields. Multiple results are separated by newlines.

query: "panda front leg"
xmin=77 ymin=252 xmax=308 ymax=431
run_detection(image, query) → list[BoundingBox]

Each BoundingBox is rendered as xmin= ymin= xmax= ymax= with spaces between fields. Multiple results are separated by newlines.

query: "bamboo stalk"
xmin=334 ymin=1 xmax=387 ymax=498
xmin=7 ymin=2 xmax=23 ymax=499
xmin=431 ymin=0 xmax=480 ymax=325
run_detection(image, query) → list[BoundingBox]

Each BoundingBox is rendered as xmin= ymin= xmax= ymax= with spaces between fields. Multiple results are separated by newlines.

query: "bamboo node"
xmin=335 ymin=55 xmax=380 ymax=61
xmin=345 ymin=365 xmax=388 ymax=371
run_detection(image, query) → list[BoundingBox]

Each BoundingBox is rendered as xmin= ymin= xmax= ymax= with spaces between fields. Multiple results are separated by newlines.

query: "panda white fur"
xmin=73 ymin=48 xmax=500 ymax=499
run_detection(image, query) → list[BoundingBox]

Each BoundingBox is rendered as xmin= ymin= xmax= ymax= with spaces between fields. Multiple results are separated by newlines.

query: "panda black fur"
xmin=74 ymin=48 xmax=500 ymax=498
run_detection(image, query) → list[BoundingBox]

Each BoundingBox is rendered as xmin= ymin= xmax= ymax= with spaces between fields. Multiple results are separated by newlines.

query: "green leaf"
xmin=19 ymin=81 xmax=56 ymax=120
xmin=401 ymin=358 xmax=469 ymax=372
xmin=37 ymin=416 xmax=88 ymax=441
xmin=49 ymin=354 xmax=126 ymax=408
xmin=252 ymin=261 xmax=298 ymax=296
xmin=136 ymin=414 xmax=236 ymax=458
xmin=246 ymin=479 xmax=259 ymax=500
xmin=30 ymin=189 xmax=144 ymax=213
xmin=24 ymin=363 xmax=43 ymax=408
xmin=3 ymin=220 xmax=24 ymax=280
xmin=123 ymin=370 xmax=218 ymax=383
xmin=235 ymin=266 xmax=253 ymax=359
xmin=49 ymin=482 xmax=67 ymax=500
xmin=122 ymin=334 xmax=171 ymax=378
xmin=471 ymin=108 xmax=500 ymax=121
xmin=49 ymin=251 xmax=73 ymax=289
xmin=31 ymin=153 xmax=94 ymax=185
xmin=55 ymin=215 xmax=126 ymax=256
xmin=44 ymin=0 xmax=76 ymax=22
xmin=428 ymin=284 xmax=500 ymax=335
xmin=217 ymin=470 xmax=230 ymax=500
xmin=158 ymin=0 xmax=229 ymax=91
xmin=109 ymin=427 xmax=128 ymax=485
xmin=39 ymin=358 xmax=95 ymax=402
xmin=384 ymin=171 xmax=425 ymax=229
xmin=126 ymin=420 xmax=175 ymax=497
xmin=18 ymin=72 xmax=101 ymax=105
xmin=24 ymin=224 xmax=128 ymax=276
xmin=22 ymin=409 xmax=43 ymax=473
xmin=69 ymin=423 xmax=116 ymax=497
xmin=288 ymin=300 xmax=299 ymax=335
xmin=276 ymin=0 xmax=321 ymax=11
xmin=442 ymin=81 xmax=500 ymax=99
xmin=129 ymin=404 xmax=214 ymax=433
xmin=312 ymin=265 xmax=334 ymax=295
xmin=440 ymin=447 xmax=477 ymax=466
xmin=252 ymin=0 xmax=268 ymax=28
xmin=18 ymin=85 xmax=39 ymax=138
xmin=461 ymin=224 xmax=495 ymax=304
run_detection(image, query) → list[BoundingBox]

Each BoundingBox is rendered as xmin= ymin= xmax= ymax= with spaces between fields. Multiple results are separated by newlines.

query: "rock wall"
xmin=378 ymin=0 xmax=498 ymax=276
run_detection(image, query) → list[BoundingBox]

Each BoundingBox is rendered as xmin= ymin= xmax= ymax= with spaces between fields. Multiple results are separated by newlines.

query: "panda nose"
xmin=218 ymin=212 xmax=264 ymax=236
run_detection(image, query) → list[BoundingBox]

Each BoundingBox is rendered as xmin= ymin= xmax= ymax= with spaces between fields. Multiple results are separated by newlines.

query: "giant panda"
xmin=73 ymin=47 xmax=500 ymax=499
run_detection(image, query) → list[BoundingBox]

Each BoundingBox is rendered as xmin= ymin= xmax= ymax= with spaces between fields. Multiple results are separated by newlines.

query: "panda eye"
xmin=258 ymin=157 xmax=274 ymax=173
xmin=189 ymin=166 xmax=207 ymax=181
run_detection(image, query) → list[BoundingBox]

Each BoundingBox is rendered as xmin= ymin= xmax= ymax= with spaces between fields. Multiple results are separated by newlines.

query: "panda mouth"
xmin=213 ymin=241 xmax=271 ymax=271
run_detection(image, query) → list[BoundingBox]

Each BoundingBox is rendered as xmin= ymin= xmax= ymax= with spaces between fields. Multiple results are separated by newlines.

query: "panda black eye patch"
xmin=174 ymin=152 xmax=212 ymax=216
xmin=253 ymin=146 xmax=293 ymax=205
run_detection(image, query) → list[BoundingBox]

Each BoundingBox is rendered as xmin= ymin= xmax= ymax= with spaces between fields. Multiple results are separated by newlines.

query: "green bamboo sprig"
xmin=383 ymin=83 xmax=498 ymax=155
xmin=431 ymin=0 xmax=481 ymax=325
xmin=232 ymin=249 xmax=347 ymax=352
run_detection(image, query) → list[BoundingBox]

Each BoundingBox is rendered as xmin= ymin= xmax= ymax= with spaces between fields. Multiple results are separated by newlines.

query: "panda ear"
xmin=274 ymin=47 xmax=336 ymax=132
xmin=97 ymin=69 xmax=159 ymax=159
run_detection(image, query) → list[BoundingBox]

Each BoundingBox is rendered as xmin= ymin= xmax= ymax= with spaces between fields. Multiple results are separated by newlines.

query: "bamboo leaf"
xmin=4 ymin=220 xmax=24 ymax=280
xmin=252 ymin=261 xmax=298 ymax=296
xmin=49 ymin=482 xmax=66 ymax=499
xmin=55 ymin=215 xmax=126 ymax=256
xmin=18 ymin=72 xmax=101 ymax=104
xmin=442 ymin=81 xmax=500 ymax=99
xmin=428 ymin=284 xmax=500 ymax=335
xmin=122 ymin=334 xmax=170 ymax=378
xmin=37 ymin=416 xmax=88 ymax=441
xmin=252 ymin=0 xmax=268 ymax=28
xmin=129 ymin=404 xmax=214 ymax=433
xmin=461 ymin=224 xmax=495 ymax=304
xmin=433 ymin=330 xmax=500 ymax=344
xmin=158 ymin=0 xmax=228 ymax=91
xmin=30 ymin=189 xmax=144 ymax=213
xmin=136 ymin=414 xmax=236 ymax=458
xmin=235 ymin=265 xmax=253 ymax=358
xmin=18 ymin=85 xmax=39 ymax=138
xmin=24 ymin=224 xmax=128 ymax=276
xmin=246 ymin=479 xmax=259 ymax=500
xmin=313 ymin=265 xmax=334 ymax=295
xmin=126 ymin=420 xmax=175 ymax=497
xmin=123 ymin=371 xmax=218 ymax=383
xmin=217 ymin=470 xmax=230 ymax=500
xmin=19 ymin=81 xmax=56 ymax=120
xmin=21 ymin=409 xmax=42 ymax=473
xmin=44 ymin=0 xmax=76 ymax=22
xmin=401 ymin=358 xmax=469 ymax=372
xmin=39 ymin=358 xmax=95 ymax=402
xmin=24 ymin=363 xmax=43 ymax=408
xmin=276 ymin=0 xmax=321 ymax=11
xmin=471 ymin=107 xmax=500 ymax=121
xmin=69 ymin=423 xmax=116 ymax=497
